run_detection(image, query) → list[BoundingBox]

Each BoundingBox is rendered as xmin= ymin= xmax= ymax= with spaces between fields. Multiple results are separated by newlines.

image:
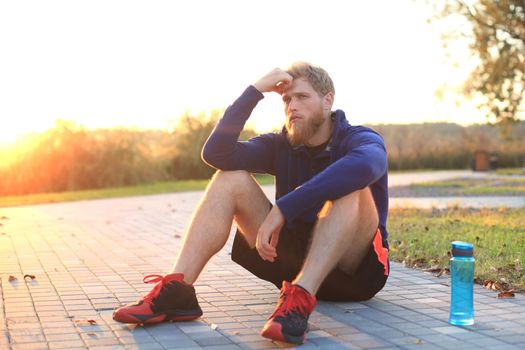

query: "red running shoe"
xmin=260 ymin=281 xmax=317 ymax=344
xmin=112 ymin=273 xmax=202 ymax=324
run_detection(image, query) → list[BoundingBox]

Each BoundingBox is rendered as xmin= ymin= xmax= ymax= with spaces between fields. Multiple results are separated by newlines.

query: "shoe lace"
xmin=270 ymin=285 xmax=308 ymax=320
xmin=142 ymin=274 xmax=167 ymax=303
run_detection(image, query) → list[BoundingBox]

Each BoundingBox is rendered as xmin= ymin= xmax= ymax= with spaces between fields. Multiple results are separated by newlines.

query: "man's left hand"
xmin=256 ymin=205 xmax=285 ymax=262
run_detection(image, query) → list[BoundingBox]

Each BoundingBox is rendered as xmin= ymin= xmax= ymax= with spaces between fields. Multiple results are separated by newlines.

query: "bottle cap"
xmin=451 ymin=241 xmax=474 ymax=257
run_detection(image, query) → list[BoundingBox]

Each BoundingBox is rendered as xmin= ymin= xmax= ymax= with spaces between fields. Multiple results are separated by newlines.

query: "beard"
xmin=286 ymin=109 xmax=325 ymax=147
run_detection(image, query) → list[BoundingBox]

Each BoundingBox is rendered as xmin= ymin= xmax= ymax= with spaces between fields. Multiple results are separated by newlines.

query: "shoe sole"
xmin=114 ymin=308 xmax=203 ymax=324
xmin=260 ymin=321 xmax=305 ymax=344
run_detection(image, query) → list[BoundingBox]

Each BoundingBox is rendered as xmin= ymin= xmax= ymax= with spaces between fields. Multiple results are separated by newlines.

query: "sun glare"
xmin=0 ymin=131 xmax=23 ymax=147
xmin=0 ymin=127 xmax=41 ymax=169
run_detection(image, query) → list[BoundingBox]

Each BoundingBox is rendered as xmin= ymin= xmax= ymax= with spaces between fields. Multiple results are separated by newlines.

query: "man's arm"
xmin=201 ymin=69 xmax=293 ymax=174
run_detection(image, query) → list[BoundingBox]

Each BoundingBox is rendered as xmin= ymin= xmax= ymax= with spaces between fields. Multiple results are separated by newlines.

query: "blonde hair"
xmin=286 ymin=62 xmax=335 ymax=96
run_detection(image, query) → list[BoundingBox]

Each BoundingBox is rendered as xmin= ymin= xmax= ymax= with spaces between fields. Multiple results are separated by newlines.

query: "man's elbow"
xmin=360 ymin=155 xmax=387 ymax=180
xmin=201 ymin=144 xmax=219 ymax=168
xmin=201 ymin=144 xmax=233 ymax=170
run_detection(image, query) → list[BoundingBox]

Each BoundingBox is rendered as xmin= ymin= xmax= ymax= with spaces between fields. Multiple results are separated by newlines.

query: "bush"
xmin=0 ymin=121 xmax=173 ymax=195
xmin=0 ymin=116 xmax=523 ymax=196
xmin=168 ymin=109 xmax=257 ymax=180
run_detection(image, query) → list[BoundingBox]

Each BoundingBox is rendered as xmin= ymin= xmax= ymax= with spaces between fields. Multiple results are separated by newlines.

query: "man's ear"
xmin=323 ymin=92 xmax=334 ymax=111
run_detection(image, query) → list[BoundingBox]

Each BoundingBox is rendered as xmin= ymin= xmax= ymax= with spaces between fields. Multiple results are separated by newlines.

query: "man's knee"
xmin=212 ymin=170 xmax=251 ymax=184
xmin=210 ymin=170 xmax=259 ymax=193
xmin=318 ymin=187 xmax=377 ymax=222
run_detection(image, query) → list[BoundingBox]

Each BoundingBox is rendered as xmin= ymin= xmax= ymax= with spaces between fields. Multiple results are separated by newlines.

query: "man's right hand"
xmin=253 ymin=68 xmax=293 ymax=95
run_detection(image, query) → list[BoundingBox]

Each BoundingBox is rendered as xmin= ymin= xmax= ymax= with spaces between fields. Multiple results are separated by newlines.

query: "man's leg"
xmin=171 ymin=170 xmax=271 ymax=284
xmin=113 ymin=170 xmax=271 ymax=324
xmin=293 ymin=187 xmax=379 ymax=294
xmin=260 ymin=187 xmax=378 ymax=344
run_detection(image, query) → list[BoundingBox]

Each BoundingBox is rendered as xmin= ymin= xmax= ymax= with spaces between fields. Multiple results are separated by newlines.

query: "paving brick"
xmin=194 ymin=335 xmax=233 ymax=347
xmin=47 ymin=339 xmax=86 ymax=349
xmin=201 ymin=345 xmax=242 ymax=350
xmin=45 ymin=332 xmax=82 ymax=342
xmin=121 ymin=343 xmax=164 ymax=350
xmin=10 ymin=343 xmax=50 ymax=350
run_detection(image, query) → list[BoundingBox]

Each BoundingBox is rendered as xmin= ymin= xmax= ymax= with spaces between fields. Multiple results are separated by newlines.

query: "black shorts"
xmin=231 ymin=217 xmax=389 ymax=302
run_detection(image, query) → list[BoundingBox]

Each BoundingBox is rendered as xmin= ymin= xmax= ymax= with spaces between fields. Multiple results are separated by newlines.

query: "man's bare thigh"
xmin=220 ymin=170 xmax=271 ymax=248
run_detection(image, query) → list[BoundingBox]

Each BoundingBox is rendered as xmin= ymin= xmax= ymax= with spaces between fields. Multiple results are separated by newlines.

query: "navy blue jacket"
xmin=202 ymin=86 xmax=389 ymax=247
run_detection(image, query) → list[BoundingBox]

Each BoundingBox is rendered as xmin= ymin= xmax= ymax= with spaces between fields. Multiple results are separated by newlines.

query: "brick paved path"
xmin=1 ymin=190 xmax=524 ymax=349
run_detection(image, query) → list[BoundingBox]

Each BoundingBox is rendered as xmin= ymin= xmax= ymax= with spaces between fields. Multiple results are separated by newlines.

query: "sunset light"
xmin=0 ymin=0 xmax=482 ymax=149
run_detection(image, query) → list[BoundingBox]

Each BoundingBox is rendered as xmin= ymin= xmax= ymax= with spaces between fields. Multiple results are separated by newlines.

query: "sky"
xmin=0 ymin=0 xmax=480 ymax=146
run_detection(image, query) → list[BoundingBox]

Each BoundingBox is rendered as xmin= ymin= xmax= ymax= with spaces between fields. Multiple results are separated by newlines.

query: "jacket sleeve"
xmin=201 ymin=86 xmax=277 ymax=174
xmin=275 ymin=131 xmax=387 ymax=223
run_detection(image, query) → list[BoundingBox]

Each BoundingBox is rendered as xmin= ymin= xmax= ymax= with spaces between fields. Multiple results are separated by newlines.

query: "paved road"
xmin=1 ymin=171 xmax=524 ymax=349
xmin=388 ymin=170 xmax=525 ymax=209
xmin=387 ymin=170 xmax=490 ymax=187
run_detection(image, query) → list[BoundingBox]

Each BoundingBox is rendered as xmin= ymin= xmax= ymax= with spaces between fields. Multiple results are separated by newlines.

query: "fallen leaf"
xmin=497 ymin=290 xmax=515 ymax=299
xmin=414 ymin=339 xmax=424 ymax=344
xmin=424 ymin=267 xmax=441 ymax=273
xmin=87 ymin=332 xmax=97 ymax=337
xmin=75 ymin=319 xmax=98 ymax=326
xmin=483 ymin=280 xmax=502 ymax=291
xmin=423 ymin=267 xmax=449 ymax=277
xmin=8 ymin=275 xmax=17 ymax=282
xmin=0 ymin=216 xmax=8 ymax=220
xmin=24 ymin=274 xmax=36 ymax=280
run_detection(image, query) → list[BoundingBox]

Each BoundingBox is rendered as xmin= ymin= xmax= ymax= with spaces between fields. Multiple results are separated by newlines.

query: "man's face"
xmin=281 ymin=77 xmax=329 ymax=146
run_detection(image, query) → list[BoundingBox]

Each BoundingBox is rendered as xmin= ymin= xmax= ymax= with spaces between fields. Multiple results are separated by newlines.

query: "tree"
xmin=433 ymin=1 xmax=525 ymax=125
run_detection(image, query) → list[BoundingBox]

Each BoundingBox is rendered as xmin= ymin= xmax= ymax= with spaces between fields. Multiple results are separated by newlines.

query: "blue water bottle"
xmin=449 ymin=241 xmax=475 ymax=326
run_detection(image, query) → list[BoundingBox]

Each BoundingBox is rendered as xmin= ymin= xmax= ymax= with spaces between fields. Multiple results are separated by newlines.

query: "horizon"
xmin=0 ymin=0 xmax=501 ymax=147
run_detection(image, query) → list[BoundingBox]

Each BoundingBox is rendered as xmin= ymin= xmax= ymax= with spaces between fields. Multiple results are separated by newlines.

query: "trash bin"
xmin=473 ymin=150 xmax=490 ymax=171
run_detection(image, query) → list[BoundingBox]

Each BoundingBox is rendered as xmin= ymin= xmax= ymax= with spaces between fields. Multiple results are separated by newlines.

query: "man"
xmin=113 ymin=62 xmax=390 ymax=345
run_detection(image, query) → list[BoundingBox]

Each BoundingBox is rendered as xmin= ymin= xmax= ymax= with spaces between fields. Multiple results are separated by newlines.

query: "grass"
xmin=0 ymin=174 xmax=274 ymax=208
xmin=412 ymin=176 xmax=525 ymax=196
xmin=388 ymin=207 xmax=525 ymax=292
xmin=496 ymin=167 xmax=525 ymax=175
